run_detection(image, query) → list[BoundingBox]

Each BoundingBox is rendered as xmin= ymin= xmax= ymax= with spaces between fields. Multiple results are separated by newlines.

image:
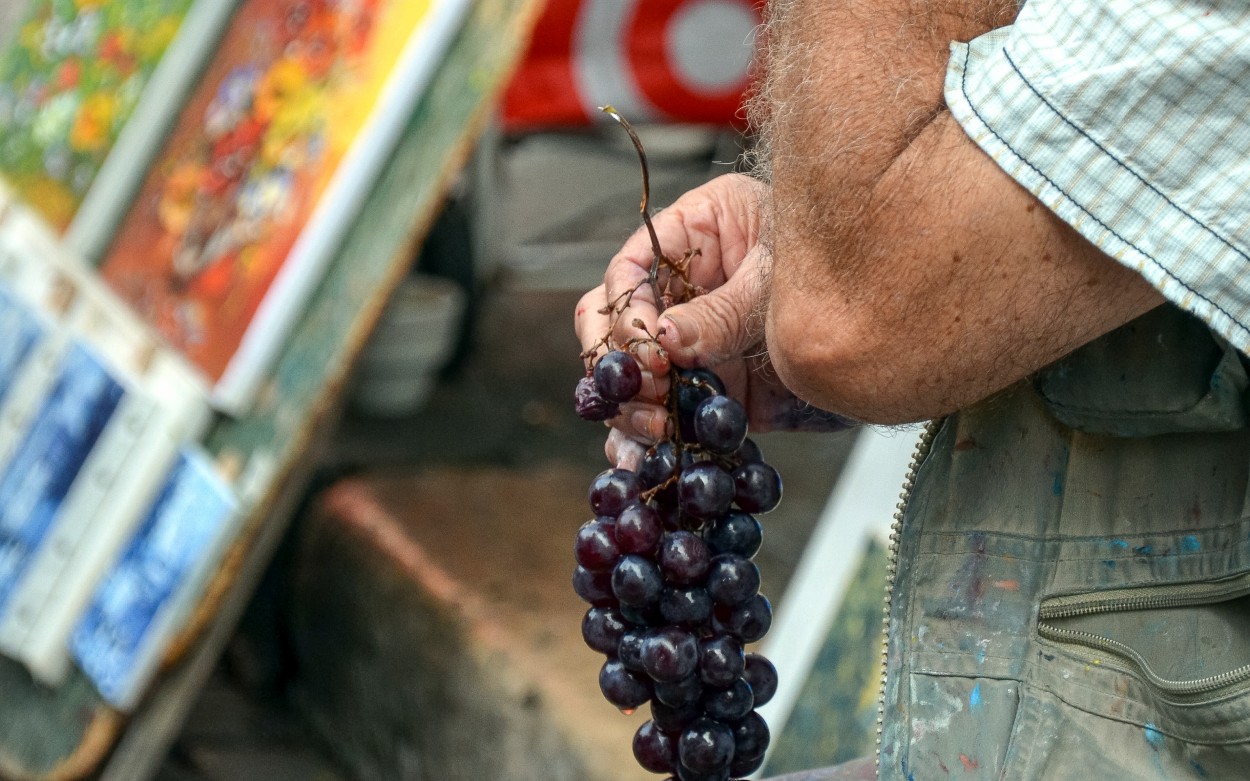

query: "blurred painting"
xmin=100 ymin=0 xmax=470 ymax=413
xmin=0 ymin=0 xmax=197 ymax=230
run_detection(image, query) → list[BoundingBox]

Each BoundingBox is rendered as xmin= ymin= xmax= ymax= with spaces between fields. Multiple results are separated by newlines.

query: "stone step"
xmin=286 ymin=464 xmax=652 ymax=781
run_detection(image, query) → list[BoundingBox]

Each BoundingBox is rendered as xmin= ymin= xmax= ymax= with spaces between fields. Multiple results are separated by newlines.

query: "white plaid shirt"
xmin=945 ymin=0 xmax=1250 ymax=351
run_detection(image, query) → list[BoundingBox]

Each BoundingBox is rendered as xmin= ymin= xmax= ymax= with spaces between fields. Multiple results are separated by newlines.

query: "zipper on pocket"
xmin=1038 ymin=572 xmax=1250 ymax=698
xmin=875 ymin=420 xmax=940 ymax=775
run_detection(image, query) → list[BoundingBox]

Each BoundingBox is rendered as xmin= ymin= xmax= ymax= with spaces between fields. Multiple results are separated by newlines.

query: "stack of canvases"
xmin=0 ymin=0 xmax=474 ymax=713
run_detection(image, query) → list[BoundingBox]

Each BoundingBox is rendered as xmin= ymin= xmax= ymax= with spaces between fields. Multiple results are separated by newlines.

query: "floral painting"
xmin=101 ymin=0 xmax=446 ymax=396
xmin=0 ymin=0 xmax=195 ymax=231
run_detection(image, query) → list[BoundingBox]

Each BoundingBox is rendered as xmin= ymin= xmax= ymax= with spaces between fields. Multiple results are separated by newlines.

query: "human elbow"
xmin=765 ymin=271 xmax=938 ymax=426
xmin=765 ymin=279 xmax=878 ymax=422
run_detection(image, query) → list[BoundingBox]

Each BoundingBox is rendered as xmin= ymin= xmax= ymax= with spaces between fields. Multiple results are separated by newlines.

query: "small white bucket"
xmin=350 ymin=274 xmax=466 ymax=417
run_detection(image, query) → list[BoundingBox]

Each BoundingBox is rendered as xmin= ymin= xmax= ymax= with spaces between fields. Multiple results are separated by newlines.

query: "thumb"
xmin=658 ymin=252 xmax=766 ymax=367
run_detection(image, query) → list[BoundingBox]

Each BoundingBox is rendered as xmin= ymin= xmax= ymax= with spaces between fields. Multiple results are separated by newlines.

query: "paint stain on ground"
xmin=959 ymin=754 xmax=980 ymax=771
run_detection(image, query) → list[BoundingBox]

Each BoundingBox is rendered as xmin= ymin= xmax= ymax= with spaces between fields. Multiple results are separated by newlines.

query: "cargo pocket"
xmin=1028 ymin=573 xmax=1250 ymax=779
xmin=1037 ymin=574 xmax=1250 ymax=700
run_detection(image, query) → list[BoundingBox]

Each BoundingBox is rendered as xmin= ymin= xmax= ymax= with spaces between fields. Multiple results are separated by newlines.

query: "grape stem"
xmin=579 ymin=279 xmax=654 ymax=370
xmin=600 ymin=105 xmax=665 ymax=305
xmin=600 ymin=107 xmax=715 ymax=460
xmin=584 ymin=109 xmax=708 ymax=370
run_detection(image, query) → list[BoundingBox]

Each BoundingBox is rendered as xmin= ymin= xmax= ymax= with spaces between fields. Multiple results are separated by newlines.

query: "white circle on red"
xmin=667 ymin=0 xmax=756 ymax=93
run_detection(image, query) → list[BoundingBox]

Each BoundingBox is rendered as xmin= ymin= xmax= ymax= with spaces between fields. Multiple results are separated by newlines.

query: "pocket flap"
xmin=1036 ymin=305 xmax=1249 ymax=436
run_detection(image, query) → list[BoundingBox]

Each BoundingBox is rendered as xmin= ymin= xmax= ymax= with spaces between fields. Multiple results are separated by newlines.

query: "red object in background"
xmin=502 ymin=0 xmax=761 ymax=130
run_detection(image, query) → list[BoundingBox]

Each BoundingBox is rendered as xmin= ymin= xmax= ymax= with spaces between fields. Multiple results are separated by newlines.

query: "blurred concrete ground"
xmin=152 ymin=124 xmax=857 ymax=781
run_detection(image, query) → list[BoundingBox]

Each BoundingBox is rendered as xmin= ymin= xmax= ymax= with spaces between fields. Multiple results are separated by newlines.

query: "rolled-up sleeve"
xmin=945 ymin=0 xmax=1250 ymax=351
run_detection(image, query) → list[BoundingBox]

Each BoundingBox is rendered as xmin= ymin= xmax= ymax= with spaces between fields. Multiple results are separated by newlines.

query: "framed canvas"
xmin=100 ymin=0 xmax=473 ymax=415
xmin=0 ymin=0 xmax=237 ymax=258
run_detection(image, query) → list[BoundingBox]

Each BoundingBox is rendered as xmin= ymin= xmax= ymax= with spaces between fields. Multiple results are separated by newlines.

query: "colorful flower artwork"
xmin=100 ymin=0 xmax=465 ymax=411
xmin=0 ymin=0 xmax=196 ymax=231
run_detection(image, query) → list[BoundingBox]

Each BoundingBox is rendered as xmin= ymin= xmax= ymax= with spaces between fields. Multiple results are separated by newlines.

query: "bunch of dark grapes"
xmin=574 ymin=108 xmax=781 ymax=780
xmin=574 ymin=348 xmax=782 ymax=780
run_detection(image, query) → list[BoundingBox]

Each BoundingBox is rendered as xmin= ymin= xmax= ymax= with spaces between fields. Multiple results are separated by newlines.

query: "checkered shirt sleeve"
xmin=945 ymin=0 xmax=1250 ymax=351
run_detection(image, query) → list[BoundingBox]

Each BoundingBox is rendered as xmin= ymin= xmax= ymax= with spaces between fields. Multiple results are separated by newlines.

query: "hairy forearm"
xmin=767 ymin=114 xmax=1163 ymax=422
xmin=758 ymin=0 xmax=1162 ymax=423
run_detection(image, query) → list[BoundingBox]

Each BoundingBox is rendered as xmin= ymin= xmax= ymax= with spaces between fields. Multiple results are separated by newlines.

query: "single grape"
xmin=652 ymin=697 xmax=703 ymax=734
xmin=639 ymin=441 xmax=679 ymax=489
xmin=743 ymin=654 xmax=778 ymax=707
xmin=678 ymin=462 xmax=735 ymax=521
xmin=634 ymin=720 xmax=679 ymax=774
xmin=575 ymin=518 xmax=621 ymax=572
xmin=704 ymin=512 xmax=763 ymax=559
xmin=731 ymin=461 xmax=782 ymax=514
xmin=705 ymin=554 xmax=761 ymax=607
xmin=693 ymin=395 xmax=748 ymax=454
xmin=600 ymin=658 xmax=653 ymax=710
xmin=613 ymin=554 xmax=664 ymax=606
xmin=654 ymin=673 xmax=704 ymax=709
xmin=616 ymin=502 xmax=663 ymax=554
xmin=730 ymin=711 xmax=770 ymax=763
xmin=659 ymin=586 xmax=713 ymax=626
xmin=703 ymin=678 xmax=754 ymax=722
xmin=618 ymin=628 xmax=649 ymax=672
xmin=582 ymin=606 xmax=629 ymax=654
xmin=678 ymin=717 xmax=735 ymax=775
xmin=589 ymin=468 xmax=642 ymax=516
xmin=641 ymin=626 xmax=700 ymax=682
xmin=572 ymin=566 xmax=616 ymax=606
xmin=659 ymin=531 xmax=711 ymax=586
xmin=699 ymin=634 xmax=745 ymax=688
xmin=575 ymin=375 xmax=620 ymax=421
xmin=735 ymin=437 xmax=764 ymax=464
xmin=675 ymin=369 xmax=725 ymax=441
xmin=713 ymin=594 xmax=773 ymax=643
xmin=594 ymin=349 xmax=643 ymax=403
